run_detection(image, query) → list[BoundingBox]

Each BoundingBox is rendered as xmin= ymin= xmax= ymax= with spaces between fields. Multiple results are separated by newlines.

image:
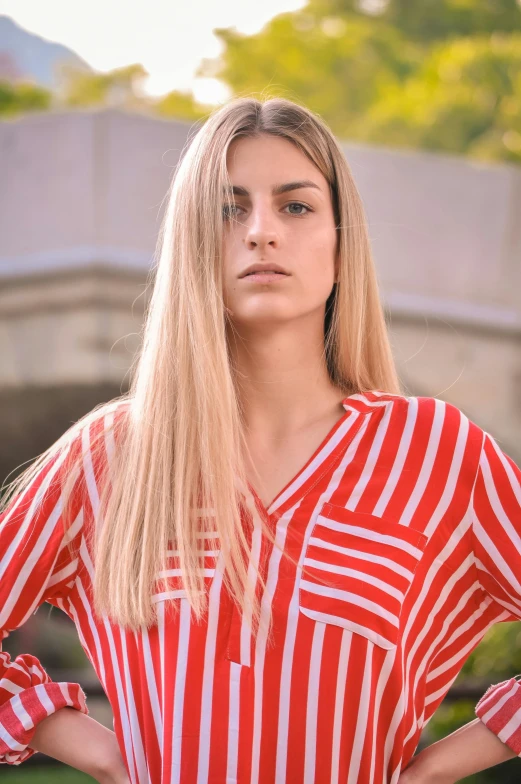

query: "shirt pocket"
xmin=298 ymin=502 xmax=428 ymax=649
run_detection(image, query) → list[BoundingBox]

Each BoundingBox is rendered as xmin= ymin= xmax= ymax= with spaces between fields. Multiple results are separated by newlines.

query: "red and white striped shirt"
xmin=1 ymin=390 xmax=521 ymax=783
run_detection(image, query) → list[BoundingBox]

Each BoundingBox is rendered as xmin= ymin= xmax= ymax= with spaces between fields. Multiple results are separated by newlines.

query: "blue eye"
xmin=285 ymin=202 xmax=312 ymax=216
xmin=222 ymin=204 xmax=239 ymax=219
xmin=222 ymin=201 xmax=313 ymax=220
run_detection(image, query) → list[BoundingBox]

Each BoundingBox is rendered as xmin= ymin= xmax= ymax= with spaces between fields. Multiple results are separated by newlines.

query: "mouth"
xmin=241 ymin=271 xmax=290 ymax=282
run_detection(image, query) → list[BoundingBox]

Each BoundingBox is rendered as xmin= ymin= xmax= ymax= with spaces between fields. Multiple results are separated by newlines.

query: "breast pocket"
xmin=298 ymin=502 xmax=428 ymax=649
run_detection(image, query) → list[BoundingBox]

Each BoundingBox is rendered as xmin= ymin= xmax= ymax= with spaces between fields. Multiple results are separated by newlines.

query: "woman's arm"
xmin=29 ymin=706 xmax=129 ymax=783
xmin=398 ymin=718 xmax=517 ymax=783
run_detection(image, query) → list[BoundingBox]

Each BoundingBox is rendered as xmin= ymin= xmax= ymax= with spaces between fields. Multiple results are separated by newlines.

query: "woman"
xmin=0 ymin=96 xmax=520 ymax=784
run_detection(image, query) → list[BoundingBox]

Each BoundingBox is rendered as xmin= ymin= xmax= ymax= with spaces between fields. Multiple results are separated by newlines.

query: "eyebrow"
xmin=223 ymin=179 xmax=322 ymax=197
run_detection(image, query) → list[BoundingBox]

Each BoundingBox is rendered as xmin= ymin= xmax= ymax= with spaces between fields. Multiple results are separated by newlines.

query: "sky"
xmin=0 ymin=0 xmax=306 ymax=104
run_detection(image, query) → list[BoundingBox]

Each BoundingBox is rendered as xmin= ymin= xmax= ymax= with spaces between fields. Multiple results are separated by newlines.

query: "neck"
xmin=227 ymin=321 xmax=345 ymax=442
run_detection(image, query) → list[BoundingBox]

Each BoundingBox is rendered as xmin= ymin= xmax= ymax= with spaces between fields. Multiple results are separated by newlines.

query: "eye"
xmin=283 ymin=201 xmax=313 ymax=217
xmin=222 ymin=201 xmax=314 ymax=220
xmin=222 ymin=204 xmax=241 ymax=220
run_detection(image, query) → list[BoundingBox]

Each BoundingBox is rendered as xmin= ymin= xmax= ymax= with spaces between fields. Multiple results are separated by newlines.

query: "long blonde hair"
xmin=1 ymin=96 xmax=401 ymax=638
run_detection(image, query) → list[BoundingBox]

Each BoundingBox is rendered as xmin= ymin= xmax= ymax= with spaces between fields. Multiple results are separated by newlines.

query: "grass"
xmin=1 ymin=767 xmax=96 ymax=782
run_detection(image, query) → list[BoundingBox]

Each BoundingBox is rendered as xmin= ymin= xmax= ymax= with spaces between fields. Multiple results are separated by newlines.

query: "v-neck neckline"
xmin=245 ymin=390 xmax=381 ymax=518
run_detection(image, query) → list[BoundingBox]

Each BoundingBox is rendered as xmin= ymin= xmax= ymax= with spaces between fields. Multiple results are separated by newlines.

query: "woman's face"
xmin=222 ymin=134 xmax=339 ymax=332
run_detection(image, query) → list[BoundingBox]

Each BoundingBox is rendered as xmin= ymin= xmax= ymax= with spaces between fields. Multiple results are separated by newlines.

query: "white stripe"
xmin=303 ymin=621 xmax=326 ymax=783
xmin=250 ymin=503 xmax=292 ymax=784
xmin=75 ymin=559 xmax=107 ymax=686
xmin=330 ymin=631 xmax=352 ymax=784
xmin=300 ymin=579 xmax=399 ymax=627
xmin=241 ymin=508 xmax=264 ymax=669
xmin=138 ymin=642 xmax=160 ymax=762
xmin=167 ymin=549 xmax=219 ymax=556
xmin=315 ymin=517 xmax=425 ymax=559
xmin=303 ymin=556 xmax=405 ymax=602
xmin=157 ymin=568 xmax=216 ymax=579
xmin=119 ymin=628 xmax=150 ymax=783
xmin=101 ymin=615 xmax=138 ymax=784
xmin=479 ymin=679 xmax=520 ymax=722
xmin=226 ymin=662 xmax=241 ymax=783
xmin=157 ymin=600 xmax=166 ymax=765
xmin=34 ymin=683 xmax=54 ymax=714
xmin=197 ymin=566 xmax=224 ymax=783
xmin=347 ymin=643 xmax=374 ymax=783
xmin=0 ymin=723 xmax=24 ymax=751
xmin=367 ymin=648 xmax=397 ymax=783
xmin=307 ymin=536 xmax=414 ymax=581
xmin=496 ymin=704 xmax=521 ymax=746
xmin=298 ymin=606 xmax=396 ymax=650
xmin=151 ymin=589 xmax=189 ymax=603
xmin=170 ymin=599 xmax=191 ymax=784
xmin=10 ymin=694 xmax=34 ymax=731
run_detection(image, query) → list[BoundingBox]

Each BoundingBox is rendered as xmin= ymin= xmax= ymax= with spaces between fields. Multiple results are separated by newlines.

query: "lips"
xmin=245 ymin=271 xmax=286 ymax=276
xmin=239 ymin=264 xmax=290 ymax=278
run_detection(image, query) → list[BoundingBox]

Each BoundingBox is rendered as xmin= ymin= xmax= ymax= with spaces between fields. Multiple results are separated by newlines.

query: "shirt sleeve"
xmin=471 ymin=430 xmax=521 ymax=756
xmin=0 ymin=434 xmax=88 ymax=766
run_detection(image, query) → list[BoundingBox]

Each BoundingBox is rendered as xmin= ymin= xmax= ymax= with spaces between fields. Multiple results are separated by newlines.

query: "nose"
xmin=244 ymin=203 xmax=279 ymax=250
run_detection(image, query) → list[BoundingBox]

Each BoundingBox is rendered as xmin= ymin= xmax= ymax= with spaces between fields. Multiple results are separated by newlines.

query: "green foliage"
xmin=196 ymin=1 xmax=521 ymax=165
xmin=198 ymin=12 xmax=420 ymax=126
xmin=55 ymin=62 xmax=150 ymax=109
xmin=0 ymin=81 xmax=51 ymax=117
xmin=312 ymin=0 xmax=521 ymax=43
xmin=0 ymin=766 xmax=95 ymax=782
xmin=459 ymin=621 xmax=521 ymax=679
xmin=354 ymin=33 xmax=521 ymax=161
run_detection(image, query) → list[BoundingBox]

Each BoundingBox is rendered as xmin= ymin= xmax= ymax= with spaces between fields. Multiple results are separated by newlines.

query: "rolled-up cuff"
xmin=475 ymin=675 xmax=521 ymax=757
xmin=0 ymin=681 xmax=89 ymax=765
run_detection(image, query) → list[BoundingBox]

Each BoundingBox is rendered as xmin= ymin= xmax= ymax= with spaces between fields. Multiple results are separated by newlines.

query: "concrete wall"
xmin=0 ymin=107 xmax=519 ymax=462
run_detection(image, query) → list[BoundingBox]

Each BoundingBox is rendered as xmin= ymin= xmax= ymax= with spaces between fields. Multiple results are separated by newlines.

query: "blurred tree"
xmin=197 ymin=2 xmax=521 ymax=164
xmin=351 ymin=33 xmax=521 ymax=162
xmin=311 ymin=0 xmax=521 ymax=42
xmin=154 ymin=88 xmax=214 ymax=121
xmin=197 ymin=12 xmax=421 ymax=128
xmin=54 ymin=62 xmax=150 ymax=110
xmin=0 ymin=80 xmax=51 ymax=117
